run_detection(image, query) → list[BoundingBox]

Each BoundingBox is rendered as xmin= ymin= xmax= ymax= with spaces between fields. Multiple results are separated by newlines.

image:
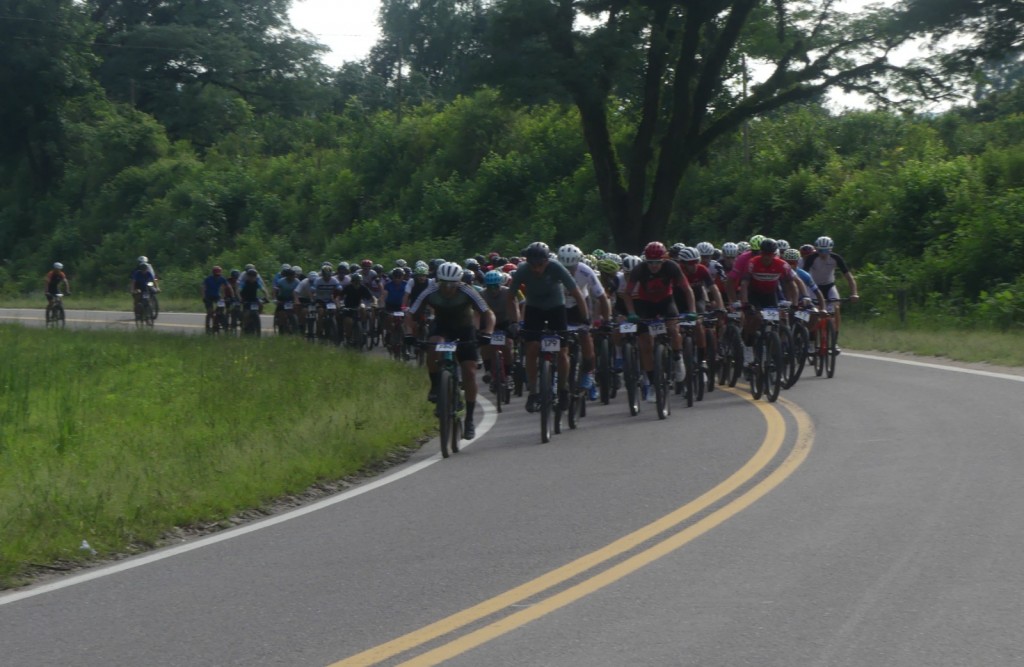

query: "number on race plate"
xmin=490 ymin=331 xmax=506 ymax=346
xmin=761 ymin=308 xmax=780 ymax=322
xmin=250 ymin=303 xmax=260 ymax=311
xmin=326 ymin=302 xmax=337 ymax=310
xmin=216 ymin=300 xmax=225 ymax=308
xmin=436 ymin=341 xmax=458 ymax=352
xmin=795 ymin=310 xmax=811 ymax=322
xmin=649 ymin=321 xmax=667 ymax=335
xmin=392 ymin=311 xmax=405 ymax=318
xmin=284 ymin=302 xmax=293 ymax=310
xmin=619 ymin=322 xmax=638 ymax=334
xmin=541 ymin=336 xmax=561 ymax=352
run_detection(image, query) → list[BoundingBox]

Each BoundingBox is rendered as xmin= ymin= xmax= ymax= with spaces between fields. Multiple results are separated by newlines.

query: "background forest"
xmin=3 ymin=0 xmax=1024 ymax=324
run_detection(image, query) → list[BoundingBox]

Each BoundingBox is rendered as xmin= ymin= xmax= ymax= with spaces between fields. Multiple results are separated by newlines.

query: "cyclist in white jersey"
xmin=800 ymin=235 xmax=859 ymax=344
xmin=559 ymin=244 xmax=612 ymax=397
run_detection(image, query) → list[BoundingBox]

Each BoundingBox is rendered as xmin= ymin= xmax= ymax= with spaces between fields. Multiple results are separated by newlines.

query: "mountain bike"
xmin=677 ymin=315 xmax=700 ymax=408
xmin=487 ymin=329 xmax=512 ymax=412
xmin=564 ymin=325 xmax=589 ymax=429
xmin=273 ymin=300 xmax=299 ymax=336
xmin=618 ymin=320 xmax=642 ymax=417
xmin=593 ymin=324 xmax=617 ymax=404
xmin=45 ymin=293 xmax=66 ymax=329
xmin=206 ymin=299 xmax=228 ymax=334
xmin=430 ymin=340 xmax=469 ymax=458
xmin=525 ymin=329 xmax=569 ymax=443
xmin=640 ymin=317 xmax=677 ymax=419
xmin=241 ymin=299 xmax=265 ymax=336
xmin=747 ymin=305 xmax=785 ymax=402
xmin=717 ymin=310 xmax=744 ymax=388
xmin=134 ymin=283 xmax=157 ymax=328
xmin=786 ymin=303 xmax=813 ymax=388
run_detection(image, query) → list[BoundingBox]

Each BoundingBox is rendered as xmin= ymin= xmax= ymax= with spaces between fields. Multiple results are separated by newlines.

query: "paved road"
xmin=2 ymin=312 xmax=1023 ymax=666
xmin=0 ymin=307 xmax=275 ymax=333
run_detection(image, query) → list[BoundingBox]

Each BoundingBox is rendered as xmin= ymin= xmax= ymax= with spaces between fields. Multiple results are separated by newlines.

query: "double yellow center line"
xmin=332 ymin=391 xmax=814 ymax=666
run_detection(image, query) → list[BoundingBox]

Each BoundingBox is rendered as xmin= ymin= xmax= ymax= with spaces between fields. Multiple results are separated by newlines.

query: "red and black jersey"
xmin=627 ymin=260 xmax=689 ymax=302
xmin=742 ymin=255 xmax=793 ymax=294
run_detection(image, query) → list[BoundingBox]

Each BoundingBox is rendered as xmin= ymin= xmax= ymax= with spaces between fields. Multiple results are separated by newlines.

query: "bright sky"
xmin=288 ymin=0 xmax=886 ymax=69
xmin=289 ymin=0 xmax=382 ymax=67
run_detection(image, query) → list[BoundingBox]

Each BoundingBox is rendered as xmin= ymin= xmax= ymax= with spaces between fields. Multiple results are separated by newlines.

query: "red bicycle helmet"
xmin=643 ymin=242 xmax=667 ymax=260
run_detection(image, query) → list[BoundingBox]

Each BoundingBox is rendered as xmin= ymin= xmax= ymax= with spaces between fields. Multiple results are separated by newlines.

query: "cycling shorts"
xmin=522 ymin=305 xmax=568 ymax=342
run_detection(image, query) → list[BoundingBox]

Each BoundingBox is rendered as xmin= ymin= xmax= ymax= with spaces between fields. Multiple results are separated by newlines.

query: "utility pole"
xmin=396 ymin=36 xmax=403 ymax=124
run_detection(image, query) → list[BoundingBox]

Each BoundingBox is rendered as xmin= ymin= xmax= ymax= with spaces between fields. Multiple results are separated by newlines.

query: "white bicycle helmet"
xmin=622 ymin=255 xmax=642 ymax=271
xmin=737 ymin=241 xmax=751 ymax=252
xmin=815 ymin=236 xmax=835 ymax=250
xmin=678 ymin=247 xmax=701 ymax=262
xmin=776 ymin=239 xmax=790 ymax=251
xmin=557 ymin=244 xmax=583 ymax=267
xmin=137 ymin=255 xmax=148 ymax=264
xmin=436 ymin=262 xmax=464 ymax=282
xmin=721 ymin=242 xmax=739 ymax=258
xmin=53 ymin=262 xmax=64 ymax=270
xmin=695 ymin=242 xmax=715 ymax=257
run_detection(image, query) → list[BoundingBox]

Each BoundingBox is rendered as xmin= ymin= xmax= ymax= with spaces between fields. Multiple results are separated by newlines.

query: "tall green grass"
xmin=0 ymin=326 xmax=433 ymax=588
xmin=842 ymin=319 xmax=1024 ymax=367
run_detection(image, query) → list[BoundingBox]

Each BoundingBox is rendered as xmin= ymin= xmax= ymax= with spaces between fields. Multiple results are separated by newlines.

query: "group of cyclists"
xmin=46 ymin=235 xmax=858 ymax=442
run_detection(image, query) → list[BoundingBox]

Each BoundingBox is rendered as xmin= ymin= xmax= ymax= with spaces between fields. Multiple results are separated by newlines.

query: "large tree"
xmin=86 ymin=0 xmax=332 ymax=144
xmin=487 ymin=0 xmax=948 ymax=251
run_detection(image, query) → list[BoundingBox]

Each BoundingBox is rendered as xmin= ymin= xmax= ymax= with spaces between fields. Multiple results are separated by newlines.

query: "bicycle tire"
xmin=567 ymin=344 xmax=580 ymax=429
xmin=765 ymin=330 xmax=783 ymax=402
xmin=683 ymin=336 xmax=695 ymax=408
xmin=727 ymin=325 xmax=744 ymax=387
xmin=56 ymin=305 xmax=65 ymax=328
xmin=438 ymin=370 xmax=452 ymax=458
xmin=694 ymin=341 xmax=705 ymax=403
xmin=653 ymin=342 xmax=670 ymax=420
xmin=788 ymin=322 xmax=809 ymax=387
xmin=492 ymin=349 xmax=505 ymax=414
xmin=596 ymin=336 xmax=611 ymax=405
xmin=703 ymin=328 xmax=716 ymax=393
xmin=143 ymin=300 xmax=154 ymax=327
xmin=777 ymin=325 xmax=794 ymax=390
xmin=450 ymin=373 xmax=462 ymax=454
xmin=623 ymin=341 xmax=640 ymax=416
xmin=750 ymin=334 xmax=765 ymax=400
xmin=540 ymin=359 xmax=553 ymax=443
xmin=826 ymin=318 xmax=838 ymax=378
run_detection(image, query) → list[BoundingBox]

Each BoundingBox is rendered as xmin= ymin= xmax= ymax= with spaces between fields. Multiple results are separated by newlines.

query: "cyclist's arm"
xmin=479 ymin=309 xmax=495 ymax=335
xmin=677 ymin=273 xmax=696 ymax=313
xmin=569 ymin=285 xmax=590 ymax=321
xmin=739 ymin=274 xmax=750 ymax=305
xmin=595 ymin=293 xmax=612 ymax=322
xmin=844 ymin=270 xmax=859 ymax=301
xmin=707 ymin=283 xmax=724 ymax=311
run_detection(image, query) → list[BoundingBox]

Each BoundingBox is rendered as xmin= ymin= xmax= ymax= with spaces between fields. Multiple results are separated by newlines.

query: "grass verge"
xmin=841 ymin=319 xmax=1024 ymax=367
xmin=0 ymin=326 xmax=434 ymax=589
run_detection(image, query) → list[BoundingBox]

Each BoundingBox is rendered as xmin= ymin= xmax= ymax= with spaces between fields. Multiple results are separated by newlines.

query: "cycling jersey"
xmin=294 ymin=277 xmax=316 ymax=300
xmin=275 ymin=277 xmax=300 ymax=301
xmin=202 ymin=275 xmax=230 ymax=300
xmin=361 ymin=269 xmax=383 ymax=298
xmin=238 ymin=278 xmax=263 ymax=302
xmin=312 ymin=276 xmax=342 ymax=302
xmin=46 ymin=270 xmax=67 ymax=294
xmin=409 ymin=282 xmax=489 ymax=330
xmin=791 ymin=267 xmax=820 ymax=299
xmin=727 ymin=250 xmax=755 ymax=285
xmin=743 ymin=255 xmax=793 ymax=295
xmin=565 ymin=263 xmax=605 ymax=308
xmin=340 ymin=283 xmax=374 ymax=309
xmin=627 ymin=260 xmax=689 ymax=302
xmin=130 ymin=269 xmax=156 ymax=290
xmin=800 ymin=251 xmax=850 ymax=287
xmin=383 ymin=280 xmax=407 ymax=310
xmin=509 ymin=261 xmax=576 ymax=310
xmin=482 ymin=285 xmax=512 ymax=323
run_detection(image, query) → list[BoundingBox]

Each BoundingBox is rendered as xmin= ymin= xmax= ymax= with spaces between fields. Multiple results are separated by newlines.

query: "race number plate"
xmin=393 ymin=311 xmax=405 ymax=318
xmin=326 ymin=302 xmax=337 ymax=310
xmin=762 ymin=308 xmax=780 ymax=322
xmin=436 ymin=341 xmax=458 ymax=353
xmin=250 ymin=303 xmax=260 ymax=311
xmin=541 ymin=336 xmax=561 ymax=352
xmin=284 ymin=302 xmax=293 ymax=310
xmin=795 ymin=310 xmax=811 ymax=322
xmin=649 ymin=321 xmax=667 ymax=336
xmin=619 ymin=322 xmax=638 ymax=334
xmin=216 ymin=300 xmax=225 ymax=308
xmin=491 ymin=331 xmax=506 ymax=346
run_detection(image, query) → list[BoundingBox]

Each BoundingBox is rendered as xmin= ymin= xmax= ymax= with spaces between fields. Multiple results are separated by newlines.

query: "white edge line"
xmin=846 ymin=352 xmax=1024 ymax=383
xmin=0 ymin=396 xmax=498 ymax=606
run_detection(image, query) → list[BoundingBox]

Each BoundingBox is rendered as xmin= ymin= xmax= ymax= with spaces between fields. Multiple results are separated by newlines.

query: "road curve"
xmin=1 ymin=313 xmax=1023 ymax=666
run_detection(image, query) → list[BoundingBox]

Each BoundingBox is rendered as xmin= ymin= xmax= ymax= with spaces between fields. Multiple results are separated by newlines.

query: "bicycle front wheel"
xmin=653 ymin=342 xmax=670 ymax=420
xmin=438 ymin=370 xmax=452 ymax=458
xmin=539 ymin=358 xmax=553 ymax=443
xmin=825 ymin=318 xmax=838 ymax=378
xmin=623 ymin=341 xmax=640 ymax=416
xmin=764 ymin=331 xmax=784 ymax=402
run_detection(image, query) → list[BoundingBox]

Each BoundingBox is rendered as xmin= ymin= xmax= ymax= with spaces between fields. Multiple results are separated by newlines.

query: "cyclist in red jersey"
xmin=740 ymin=239 xmax=799 ymax=310
xmin=622 ymin=241 xmax=695 ymax=388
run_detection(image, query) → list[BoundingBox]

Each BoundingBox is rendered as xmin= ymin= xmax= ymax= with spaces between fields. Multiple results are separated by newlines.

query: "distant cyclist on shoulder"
xmin=201 ymin=266 xmax=234 ymax=330
xmin=45 ymin=262 xmax=71 ymax=309
xmin=800 ymin=235 xmax=859 ymax=346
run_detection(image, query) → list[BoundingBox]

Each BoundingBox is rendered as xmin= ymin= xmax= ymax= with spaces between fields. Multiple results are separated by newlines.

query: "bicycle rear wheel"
xmin=492 ymin=349 xmax=505 ymax=414
xmin=55 ymin=305 xmax=65 ymax=328
xmin=750 ymin=335 xmax=765 ymax=400
xmin=703 ymin=328 xmax=716 ymax=393
xmin=596 ymin=336 xmax=611 ymax=405
xmin=788 ymin=322 xmax=809 ymax=387
xmin=682 ymin=336 xmax=695 ymax=408
xmin=777 ymin=325 xmax=794 ymax=389
xmin=567 ymin=345 xmax=581 ymax=429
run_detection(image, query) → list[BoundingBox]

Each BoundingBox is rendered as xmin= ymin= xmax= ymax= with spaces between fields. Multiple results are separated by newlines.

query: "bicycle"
xmin=717 ymin=310 xmax=744 ymax=388
xmin=385 ymin=311 xmax=408 ymax=360
xmin=618 ymin=320 xmax=642 ymax=417
xmin=241 ymin=299 xmax=264 ymax=336
xmin=639 ymin=317 xmax=677 ymax=419
xmin=809 ymin=303 xmax=840 ymax=379
xmin=524 ymin=329 xmax=569 ymax=443
xmin=487 ymin=329 xmax=513 ymax=412
xmin=134 ymin=282 xmax=157 ymax=328
xmin=313 ymin=300 xmax=341 ymax=345
xmin=45 ymin=293 xmax=66 ymax=329
xmin=340 ymin=307 xmax=367 ymax=349
xmin=429 ymin=340 xmax=469 ymax=458
xmin=700 ymin=312 xmax=720 ymax=394
xmin=592 ymin=325 xmax=617 ymax=405
xmin=747 ymin=305 xmax=785 ymax=402
xmin=206 ymin=299 xmax=228 ymax=334
xmin=563 ymin=325 xmax=590 ymax=429
xmin=227 ymin=298 xmax=242 ymax=335
xmin=786 ymin=302 xmax=813 ymax=388
xmin=677 ymin=316 xmax=701 ymax=408
xmin=273 ymin=300 xmax=299 ymax=336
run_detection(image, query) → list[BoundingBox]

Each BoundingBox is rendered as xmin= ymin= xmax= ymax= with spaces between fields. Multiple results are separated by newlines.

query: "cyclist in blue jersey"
xmin=783 ymin=249 xmax=826 ymax=307
xmin=201 ymin=266 xmax=234 ymax=330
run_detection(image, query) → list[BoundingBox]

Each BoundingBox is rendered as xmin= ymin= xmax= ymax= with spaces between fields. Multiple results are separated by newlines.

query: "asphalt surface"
xmin=2 ymin=310 xmax=1023 ymax=666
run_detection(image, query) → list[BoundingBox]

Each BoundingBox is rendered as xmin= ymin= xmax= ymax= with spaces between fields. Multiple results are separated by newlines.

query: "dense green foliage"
xmin=0 ymin=326 xmax=433 ymax=588
xmin=3 ymin=0 xmax=1024 ymax=325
